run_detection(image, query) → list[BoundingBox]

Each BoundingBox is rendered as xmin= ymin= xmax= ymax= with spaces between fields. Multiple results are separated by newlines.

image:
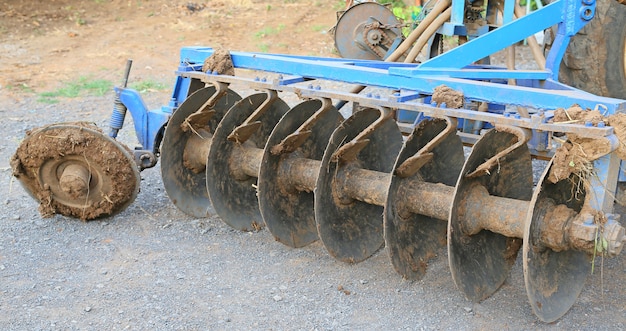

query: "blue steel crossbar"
xmin=179 ymin=47 xmax=626 ymax=114
xmin=421 ymin=0 xmax=592 ymax=81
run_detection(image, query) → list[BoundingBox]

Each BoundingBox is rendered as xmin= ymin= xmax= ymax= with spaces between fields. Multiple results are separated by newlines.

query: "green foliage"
xmin=518 ymin=0 xmax=547 ymax=11
xmin=254 ymin=24 xmax=285 ymax=39
xmin=37 ymin=76 xmax=112 ymax=103
xmin=311 ymin=24 xmax=327 ymax=32
xmin=391 ymin=5 xmax=422 ymax=36
xmin=257 ymin=43 xmax=270 ymax=52
xmin=332 ymin=0 xmax=346 ymax=11
xmin=379 ymin=0 xmax=407 ymax=8
xmin=129 ymin=80 xmax=166 ymax=93
xmin=5 ymin=83 xmax=34 ymax=94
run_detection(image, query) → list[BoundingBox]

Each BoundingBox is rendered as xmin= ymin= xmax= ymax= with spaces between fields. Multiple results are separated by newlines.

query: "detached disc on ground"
xmin=10 ymin=123 xmax=140 ymax=220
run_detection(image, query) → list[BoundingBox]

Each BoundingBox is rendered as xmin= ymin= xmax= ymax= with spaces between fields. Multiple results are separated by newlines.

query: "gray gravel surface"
xmin=1 ymin=62 xmax=625 ymax=330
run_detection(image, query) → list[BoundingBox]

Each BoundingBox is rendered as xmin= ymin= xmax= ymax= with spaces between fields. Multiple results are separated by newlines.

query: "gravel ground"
xmin=1 ymin=52 xmax=625 ymax=330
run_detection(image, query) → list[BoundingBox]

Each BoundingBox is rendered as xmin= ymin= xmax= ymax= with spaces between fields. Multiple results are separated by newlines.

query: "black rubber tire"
xmin=548 ymin=0 xmax=626 ymax=99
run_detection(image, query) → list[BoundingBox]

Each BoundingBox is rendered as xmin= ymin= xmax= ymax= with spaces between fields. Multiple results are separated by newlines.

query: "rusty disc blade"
xmin=258 ymin=99 xmax=343 ymax=248
xmin=448 ymin=128 xmax=533 ymax=302
xmin=385 ymin=118 xmax=464 ymax=280
xmin=523 ymin=159 xmax=590 ymax=323
xmin=161 ymin=86 xmax=241 ymax=218
xmin=315 ymin=108 xmax=403 ymax=263
xmin=206 ymin=93 xmax=289 ymax=231
xmin=11 ymin=123 xmax=140 ymax=220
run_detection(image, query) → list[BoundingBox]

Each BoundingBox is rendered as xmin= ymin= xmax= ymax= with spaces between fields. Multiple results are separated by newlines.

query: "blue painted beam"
xmin=389 ymin=67 xmax=552 ymax=80
xmin=178 ymin=47 xmax=626 ymax=113
xmin=418 ymin=1 xmax=574 ymax=69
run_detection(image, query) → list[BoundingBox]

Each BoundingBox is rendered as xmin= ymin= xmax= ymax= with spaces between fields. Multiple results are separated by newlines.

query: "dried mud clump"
xmin=553 ymin=105 xmax=604 ymax=125
xmin=548 ymin=136 xmax=611 ymax=183
xmin=431 ymin=85 xmax=464 ymax=109
xmin=549 ymin=105 xmax=626 ymax=183
xmin=202 ymin=48 xmax=235 ymax=76
xmin=606 ymin=112 xmax=626 ymax=160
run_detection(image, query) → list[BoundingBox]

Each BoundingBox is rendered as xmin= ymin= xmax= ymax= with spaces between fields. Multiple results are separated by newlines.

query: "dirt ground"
xmin=0 ymin=0 xmax=338 ymax=94
xmin=1 ymin=0 xmax=625 ymax=330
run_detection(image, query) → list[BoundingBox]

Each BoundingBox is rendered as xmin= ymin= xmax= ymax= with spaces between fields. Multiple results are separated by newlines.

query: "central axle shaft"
xmin=230 ymin=144 xmax=624 ymax=256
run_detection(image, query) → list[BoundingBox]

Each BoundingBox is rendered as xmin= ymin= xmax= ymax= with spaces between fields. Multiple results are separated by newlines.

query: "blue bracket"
xmin=115 ymin=87 xmax=171 ymax=154
xmin=419 ymin=0 xmax=595 ymax=81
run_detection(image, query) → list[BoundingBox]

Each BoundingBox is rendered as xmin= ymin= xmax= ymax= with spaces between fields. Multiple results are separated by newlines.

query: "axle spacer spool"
xmin=206 ymin=92 xmax=290 ymax=231
xmin=448 ymin=127 xmax=533 ymax=302
xmin=316 ymin=108 xmax=403 ymax=263
xmin=258 ymin=99 xmax=343 ymax=247
xmin=523 ymin=161 xmax=589 ymax=323
xmin=161 ymin=86 xmax=241 ymax=218
xmin=385 ymin=118 xmax=464 ymax=280
xmin=10 ymin=123 xmax=140 ymax=220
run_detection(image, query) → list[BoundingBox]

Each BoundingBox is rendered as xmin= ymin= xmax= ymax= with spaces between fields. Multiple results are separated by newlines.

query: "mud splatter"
xmin=549 ymin=105 xmax=620 ymax=183
xmin=202 ymin=48 xmax=235 ymax=76
xmin=431 ymin=85 xmax=464 ymax=109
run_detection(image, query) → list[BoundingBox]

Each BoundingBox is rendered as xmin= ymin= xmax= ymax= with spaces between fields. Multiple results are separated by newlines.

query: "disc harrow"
xmin=10 ymin=0 xmax=626 ymax=323
xmin=164 ymin=82 xmax=624 ymax=318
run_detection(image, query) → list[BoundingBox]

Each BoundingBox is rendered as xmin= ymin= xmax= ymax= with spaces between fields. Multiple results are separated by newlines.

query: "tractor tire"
xmin=547 ymin=0 xmax=626 ymax=99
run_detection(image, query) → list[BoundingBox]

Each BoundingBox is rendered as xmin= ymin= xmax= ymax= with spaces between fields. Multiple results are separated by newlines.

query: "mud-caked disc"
xmin=448 ymin=128 xmax=533 ymax=302
xmin=11 ymin=123 xmax=140 ymax=220
xmin=523 ymin=160 xmax=590 ymax=323
xmin=258 ymin=99 xmax=343 ymax=248
xmin=316 ymin=108 xmax=403 ymax=263
xmin=385 ymin=118 xmax=464 ymax=280
xmin=161 ymin=86 xmax=241 ymax=218
xmin=206 ymin=93 xmax=289 ymax=231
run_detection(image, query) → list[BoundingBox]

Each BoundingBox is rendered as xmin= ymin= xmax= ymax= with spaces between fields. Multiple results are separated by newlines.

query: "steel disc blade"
xmin=11 ymin=123 xmax=140 ymax=220
xmin=334 ymin=2 xmax=402 ymax=60
xmin=523 ymin=160 xmax=589 ymax=323
xmin=316 ymin=108 xmax=403 ymax=263
xmin=448 ymin=128 xmax=533 ymax=302
xmin=385 ymin=118 xmax=464 ymax=280
xmin=161 ymin=86 xmax=241 ymax=218
xmin=207 ymin=93 xmax=290 ymax=231
xmin=258 ymin=99 xmax=343 ymax=247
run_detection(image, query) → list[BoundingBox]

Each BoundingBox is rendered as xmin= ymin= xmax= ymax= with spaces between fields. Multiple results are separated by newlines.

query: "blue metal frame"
xmin=110 ymin=64 xmax=205 ymax=156
xmin=178 ymin=47 xmax=625 ymax=113
xmin=111 ymin=0 xmax=623 ymax=211
xmin=421 ymin=0 xmax=593 ymax=82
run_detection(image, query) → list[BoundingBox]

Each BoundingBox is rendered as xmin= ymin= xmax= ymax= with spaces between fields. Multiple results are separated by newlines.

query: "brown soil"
xmin=202 ymin=48 xmax=234 ymax=75
xmin=549 ymin=105 xmax=623 ymax=183
xmin=431 ymin=84 xmax=464 ymax=109
xmin=10 ymin=123 xmax=139 ymax=220
xmin=607 ymin=113 xmax=626 ymax=159
xmin=0 ymin=0 xmax=338 ymax=95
